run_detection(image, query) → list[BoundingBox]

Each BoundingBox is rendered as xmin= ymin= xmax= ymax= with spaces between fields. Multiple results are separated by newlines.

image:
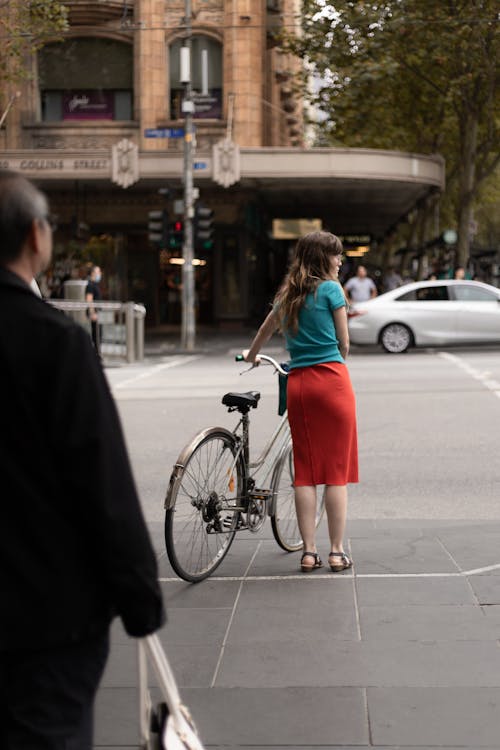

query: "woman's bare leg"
xmin=324 ymin=484 xmax=348 ymax=552
xmin=294 ymin=485 xmax=318 ymax=553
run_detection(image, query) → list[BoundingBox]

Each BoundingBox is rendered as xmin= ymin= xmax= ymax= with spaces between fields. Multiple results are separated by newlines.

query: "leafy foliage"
xmin=288 ymin=1 xmax=499 ymax=262
xmin=0 ymin=0 xmax=68 ymax=86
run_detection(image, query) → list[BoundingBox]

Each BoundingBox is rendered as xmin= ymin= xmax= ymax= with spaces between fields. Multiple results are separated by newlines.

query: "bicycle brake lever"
xmin=239 ymin=363 xmax=258 ymax=375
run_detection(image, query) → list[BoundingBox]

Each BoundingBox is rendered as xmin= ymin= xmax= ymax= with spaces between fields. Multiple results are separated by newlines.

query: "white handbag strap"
xmin=139 ymin=634 xmax=185 ymax=724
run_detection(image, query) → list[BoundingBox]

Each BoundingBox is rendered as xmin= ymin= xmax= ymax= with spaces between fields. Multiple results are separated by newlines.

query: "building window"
xmin=169 ymin=35 xmax=222 ymax=120
xmin=38 ymin=38 xmax=133 ymax=122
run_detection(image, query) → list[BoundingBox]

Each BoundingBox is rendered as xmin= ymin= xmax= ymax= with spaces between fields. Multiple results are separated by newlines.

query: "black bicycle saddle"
xmin=222 ymin=391 xmax=261 ymax=412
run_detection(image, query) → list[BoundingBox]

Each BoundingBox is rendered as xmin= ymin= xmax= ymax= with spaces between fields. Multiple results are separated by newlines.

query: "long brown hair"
xmin=274 ymin=231 xmax=343 ymax=334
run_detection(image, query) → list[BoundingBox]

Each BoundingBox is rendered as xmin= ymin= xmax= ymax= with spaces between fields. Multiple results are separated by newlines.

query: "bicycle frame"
xmin=164 ymin=412 xmax=290 ymax=517
xmin=165 ymin=354 xmax=291 ymax=518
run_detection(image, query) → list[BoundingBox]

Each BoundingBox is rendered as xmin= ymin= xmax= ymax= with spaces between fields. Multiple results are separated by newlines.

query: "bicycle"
xmin=163 ymin=354 xmax=325 ymax=582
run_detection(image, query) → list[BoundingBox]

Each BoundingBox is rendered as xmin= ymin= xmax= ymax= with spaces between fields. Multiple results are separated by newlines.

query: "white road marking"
xmin=158 ymin=562 xmax=500 ymax=583
xmin=111 ymin=355 xmax=203 ymax=389
xmin=439 ymin=351 xmax=500 ymax=399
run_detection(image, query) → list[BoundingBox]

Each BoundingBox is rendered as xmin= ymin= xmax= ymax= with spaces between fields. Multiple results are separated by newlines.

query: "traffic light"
xmin=147 ymin=210 xmax=168 ymax=246
xmin=168 ymin=220 xmax=184 ymax=250
xmin=195 ymin=205 xmax=214 ymax=250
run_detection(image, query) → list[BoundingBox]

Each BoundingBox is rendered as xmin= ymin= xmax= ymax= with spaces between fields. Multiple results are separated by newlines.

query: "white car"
xmin=347 ymin=279 xmax=500 ymax=353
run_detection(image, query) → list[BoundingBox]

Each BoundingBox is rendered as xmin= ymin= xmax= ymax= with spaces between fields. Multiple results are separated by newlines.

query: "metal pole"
xmin=125 ymin=302 xmax=135 ymax=363
xmin=181 ymin=0 xmax=196 ymax=351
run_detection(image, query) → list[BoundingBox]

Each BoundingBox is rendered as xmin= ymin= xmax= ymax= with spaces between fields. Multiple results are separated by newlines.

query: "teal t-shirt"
xmin=284 ymin=280 xmax=346 ymax=369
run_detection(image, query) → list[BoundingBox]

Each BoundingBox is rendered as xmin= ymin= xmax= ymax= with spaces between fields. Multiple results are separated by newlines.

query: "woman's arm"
xmin=333 ymin=305 xmax=349 ymax=359
xmin=243 ymin=309 xmax=279 ymax=363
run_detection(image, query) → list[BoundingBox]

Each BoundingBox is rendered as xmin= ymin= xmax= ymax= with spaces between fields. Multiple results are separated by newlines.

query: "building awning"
xmin=2 ymin=146 xmax=444 ymax=239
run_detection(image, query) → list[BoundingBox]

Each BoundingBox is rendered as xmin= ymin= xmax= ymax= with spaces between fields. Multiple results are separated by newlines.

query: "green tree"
xmin=291 ymin=1 xmax=499 ymax=265
xmin=0 ymin=0 xmax=68 ymax=87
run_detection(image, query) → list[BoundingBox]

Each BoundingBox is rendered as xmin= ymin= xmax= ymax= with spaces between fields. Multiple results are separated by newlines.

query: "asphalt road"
xmin=106 ymin=342 xmax=500 ymax=523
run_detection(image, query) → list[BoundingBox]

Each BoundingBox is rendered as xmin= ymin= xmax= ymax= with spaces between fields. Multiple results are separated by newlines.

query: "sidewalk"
xmin=94 ymin=518 xmax=500 ymax=749
xmin=143 ymin=324 xmax=258 ymax=358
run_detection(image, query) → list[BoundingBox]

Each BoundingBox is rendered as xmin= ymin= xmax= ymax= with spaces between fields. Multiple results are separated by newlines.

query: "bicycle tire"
xmin=164 ymin=428 xmax=245 ymax=582
xmin=270 ymin=440 xmax=325 ymax=552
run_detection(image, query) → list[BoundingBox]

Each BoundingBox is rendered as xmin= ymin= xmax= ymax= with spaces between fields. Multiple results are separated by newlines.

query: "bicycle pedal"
xmin=249 ymin=489 xmax=272 ymax=501
xmin=222 ymin=514 xmax=246 ymax=531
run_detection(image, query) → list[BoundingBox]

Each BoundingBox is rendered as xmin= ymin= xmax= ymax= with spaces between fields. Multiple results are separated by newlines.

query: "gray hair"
xmin=0 ymin=170 xmax=49 ymax=264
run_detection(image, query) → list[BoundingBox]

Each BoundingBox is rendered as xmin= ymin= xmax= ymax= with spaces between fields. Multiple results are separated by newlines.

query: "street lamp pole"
xmin=180 ymin=0 xmax=195 ymax=350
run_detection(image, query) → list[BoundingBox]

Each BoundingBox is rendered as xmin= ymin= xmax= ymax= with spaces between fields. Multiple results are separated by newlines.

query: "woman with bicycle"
xmin=243 ymin=231 xmax=358 ymax=573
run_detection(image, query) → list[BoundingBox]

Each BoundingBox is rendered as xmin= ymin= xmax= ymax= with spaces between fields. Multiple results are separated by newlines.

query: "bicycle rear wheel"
xmin=165 ymin=428 xmax=244 ymax=582
xmin=270 ymin=440 xmax=325 ymax=552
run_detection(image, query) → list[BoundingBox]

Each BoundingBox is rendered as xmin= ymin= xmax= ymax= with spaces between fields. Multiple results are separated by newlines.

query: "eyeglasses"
xmin=43 ymin=214 xmax=57 ymax=231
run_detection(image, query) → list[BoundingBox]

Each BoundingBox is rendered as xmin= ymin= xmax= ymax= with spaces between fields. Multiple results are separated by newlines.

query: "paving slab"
xmin=237 ymin=578 xmax=355 ymax=609
xmin=182 ymin=687 xmax=369 ymax=746
xmin=437 ymin=527 xmax=500 ymax=571
xmin=350 ymin=536 xmax=460 ymax=574
xmin=368 ymin=687 xmax=500 ymax=746
xmin=159 ymin=579 xmax=241 ymax=608
xmin=226 ymin=603 xmax=358 ymax=644
xmin=215 ymin=639 xmax=500 ymax=688
xmin=468 ymin=574 xmax=500 ymax=604
xmin=359 ymin=603 xmax=500 ymax=641
xmin=355 ymin=575 xmax=476 ymax=606
xmin=94 ymin=687 xmax=139 ymax=747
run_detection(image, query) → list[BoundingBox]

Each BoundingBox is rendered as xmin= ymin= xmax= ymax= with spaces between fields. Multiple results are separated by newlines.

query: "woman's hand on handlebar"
xmin=242 ymin=349 xmax=260 ymax=364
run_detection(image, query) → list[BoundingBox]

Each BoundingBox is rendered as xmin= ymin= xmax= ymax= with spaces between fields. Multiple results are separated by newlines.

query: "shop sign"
xmin=193 ymin=89 xmax=222 ymax=119
xmin=63 ymin=91 xmax=114 ymax=120
xmin=272 ymin=218 xmax=322 ymax=239
xmin=0 ymin=156 xmax=110 ymax=175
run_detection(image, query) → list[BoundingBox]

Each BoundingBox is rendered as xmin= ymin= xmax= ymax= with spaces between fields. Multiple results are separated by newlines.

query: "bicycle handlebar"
xmin=235 ymin=353 xmax=289 ymax=376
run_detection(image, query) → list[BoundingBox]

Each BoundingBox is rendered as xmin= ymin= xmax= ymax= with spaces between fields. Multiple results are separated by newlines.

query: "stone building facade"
xmin=0 ymin=0 xmax=443 ymax=327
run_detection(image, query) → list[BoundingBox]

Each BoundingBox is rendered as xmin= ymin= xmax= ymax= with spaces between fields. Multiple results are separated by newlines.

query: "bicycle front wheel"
xmin=165 ymin=428 xmax=244 ymax=582
xmin=270 ymin=440 xmax=325 ymax=552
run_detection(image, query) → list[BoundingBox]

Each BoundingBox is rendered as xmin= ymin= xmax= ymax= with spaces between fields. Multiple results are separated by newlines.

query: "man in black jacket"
xmin=0 ymin=170 xmax=165 ymax=749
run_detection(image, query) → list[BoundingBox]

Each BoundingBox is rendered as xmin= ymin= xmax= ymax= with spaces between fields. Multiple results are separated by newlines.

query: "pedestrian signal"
xmin=194 ymin=205 xmax=214 ymax=249
xmin=169 ymin=220 xmax=184 ymax=249
xmin=148 ymin=210 xmax=168 ymax=246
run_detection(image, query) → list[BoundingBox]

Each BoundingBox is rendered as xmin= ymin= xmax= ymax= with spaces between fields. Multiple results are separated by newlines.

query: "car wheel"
xmin=380 ymin=323 xmax=413 ymax=353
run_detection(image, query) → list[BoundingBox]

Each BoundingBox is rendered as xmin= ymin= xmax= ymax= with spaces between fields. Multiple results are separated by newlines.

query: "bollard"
xmin=63 ymin=280 xmax=88 ymax=327
xmin=125 ymin=302 xmax=135 ymax=363
xmin=134 ymin=305 xmax=145 ymax=362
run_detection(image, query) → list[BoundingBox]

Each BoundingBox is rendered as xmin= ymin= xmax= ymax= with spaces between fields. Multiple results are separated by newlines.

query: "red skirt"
xmin=287 ymin=362 xmax=358 ymax=486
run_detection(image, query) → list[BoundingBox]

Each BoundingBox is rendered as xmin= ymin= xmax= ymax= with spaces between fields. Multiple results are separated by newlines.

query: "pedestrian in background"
xmin=454 ymin=265 xmax=472 ymax=280
xmin=382 ymin=265 xmax=403 ymax=292
xmin=86 ymin=263 xmax=102 ymax=352
xmin=243 ymin=231 xmax=358 ymax=573
xmin=0 ymin=170 xmax=165 ymax=750
xmin=344 ymin=263 xmax=378 ymax=303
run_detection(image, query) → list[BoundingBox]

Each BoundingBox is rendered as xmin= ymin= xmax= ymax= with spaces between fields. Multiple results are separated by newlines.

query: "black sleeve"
xmin=52 ymin=325 xmax=165 ymax=636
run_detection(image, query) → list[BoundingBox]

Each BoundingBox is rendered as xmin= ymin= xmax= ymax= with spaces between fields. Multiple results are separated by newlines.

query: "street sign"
xmin=144 ymin=128 xmax=185 ymax=138
xmin=193 ymin=161 xmax=207 ymax=170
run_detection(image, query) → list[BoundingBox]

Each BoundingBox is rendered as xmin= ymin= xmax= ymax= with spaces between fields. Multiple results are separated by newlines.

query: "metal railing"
xmin=48 ymin=300 xmax=146 ymax=363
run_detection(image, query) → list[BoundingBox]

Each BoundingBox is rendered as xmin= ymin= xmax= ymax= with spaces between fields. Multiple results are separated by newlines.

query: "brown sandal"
xmin=300 ymin=551 xmax=323 ymax=573
xmin=328 ymin=552 xmax=352 ymax=572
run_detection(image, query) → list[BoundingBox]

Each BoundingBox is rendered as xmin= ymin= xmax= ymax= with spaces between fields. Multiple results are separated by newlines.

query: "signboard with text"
xmin=144 ymin=128 xmax=185 ymax=138
xmin=193 ymin=89 xmax=222 ymax=119
xmin=62 ymin=91 xmax=114 ymax=121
